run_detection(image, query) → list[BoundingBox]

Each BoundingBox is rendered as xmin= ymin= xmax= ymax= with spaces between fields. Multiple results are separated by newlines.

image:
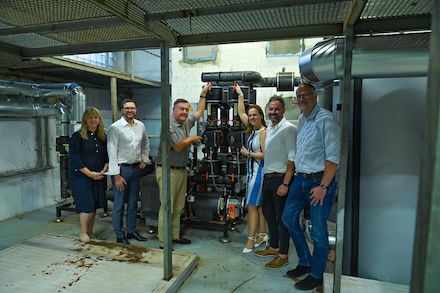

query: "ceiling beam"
xmin=3 ymin=23 xmax=341 ymax=58
xmin=0 ymin=17 xmax=124 ymax=36
xmin=88 ymin=0 xmax=177 ymax=45
xmin=178 ymin=24 xmax=343 ymax=46
xmin=34 ymin=56 xmax=160 ymax=87
xmin=354 ymin=15 xmax=431 ymax=34
xmin=0 ymin=43 xmax=22 ymax=56
xmin=343 ymin=0 xmax=367 ymax=32
xmin=0 ymin=67 xmax=67 ymax=83
xmin=19 ymin=38 xmax=161 ymax=57
xmin=144 ymin=0 xmax=348 ymax=21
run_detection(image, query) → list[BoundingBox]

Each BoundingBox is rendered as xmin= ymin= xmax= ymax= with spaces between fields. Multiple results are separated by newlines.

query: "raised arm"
xmin=236 ymin=83 xmax=248 ymax=125
xmin=194 ymin=82 xmax=211 ymax=120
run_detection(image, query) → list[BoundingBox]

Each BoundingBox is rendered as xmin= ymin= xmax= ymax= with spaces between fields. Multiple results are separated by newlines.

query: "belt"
xmin=120 ymin=163 xmax=138 ymax=168
xmin=297 ymin=171 xmax=324 ymax=178
xmin=264 ymin=172 xmax=284 ymax=178
xmin=156 ymin=163 xmax=186 ymax=170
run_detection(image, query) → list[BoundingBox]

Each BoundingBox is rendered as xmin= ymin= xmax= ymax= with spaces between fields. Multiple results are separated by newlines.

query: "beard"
xmin=269 ymin=113 xmax=281 ymax=123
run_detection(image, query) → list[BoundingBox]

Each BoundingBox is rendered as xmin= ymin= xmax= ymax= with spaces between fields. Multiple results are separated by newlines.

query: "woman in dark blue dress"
xmin=69 ymin=107 xmax=108 ymax=243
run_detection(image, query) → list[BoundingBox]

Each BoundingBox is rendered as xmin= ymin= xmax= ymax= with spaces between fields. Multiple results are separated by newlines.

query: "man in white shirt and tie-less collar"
xmin=254 ymin=95 xmax=297 ymax=270
xmin=107 ymin=98 xmax=152 ymax=244
xmin=282 ymin=83 xmax=341 ymax=291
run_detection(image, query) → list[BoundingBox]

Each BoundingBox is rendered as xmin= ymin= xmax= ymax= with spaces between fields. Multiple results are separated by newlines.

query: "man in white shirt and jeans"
xmin=107 ymin=99 xmax=152 ymax=244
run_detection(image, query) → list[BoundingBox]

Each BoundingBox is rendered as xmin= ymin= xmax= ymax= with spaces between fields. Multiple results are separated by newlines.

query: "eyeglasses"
xmin=123 ymin=107 xmax=136 ymax=110
xmin=296 ymin=93 xmax=313 ymax=100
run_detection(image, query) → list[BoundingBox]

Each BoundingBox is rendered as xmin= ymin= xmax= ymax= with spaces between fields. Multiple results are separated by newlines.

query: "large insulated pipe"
xmin=0 ymin=80 xmax=79 ymax=98
xmin=300 ymin=32 xmax=430 ymax=83
xmin=0 ymin=101 xmax=68 ymax=117
xmin=0 ymin=81 xmax=86 ymax=136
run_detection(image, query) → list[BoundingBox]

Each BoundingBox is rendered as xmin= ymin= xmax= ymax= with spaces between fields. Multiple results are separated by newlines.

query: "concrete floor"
xmin=0 ymin=204 xmax=327 ymax=293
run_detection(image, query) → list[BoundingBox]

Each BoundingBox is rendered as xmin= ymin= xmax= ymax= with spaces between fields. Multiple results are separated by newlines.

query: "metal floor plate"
xmin=0 ymin=234 xmax=197 ymax=292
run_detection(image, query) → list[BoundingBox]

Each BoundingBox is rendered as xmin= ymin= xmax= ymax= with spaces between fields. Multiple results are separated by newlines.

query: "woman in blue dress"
xmin=69 ymin=107 xmax=108 ymax=243
xmin=236 ymin=84 xmax=269 ymax=253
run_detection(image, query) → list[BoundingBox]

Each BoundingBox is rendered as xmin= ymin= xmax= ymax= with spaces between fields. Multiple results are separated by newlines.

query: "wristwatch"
xmin=319 ymin=183 xmax=327 ymax=190
xmin=282 ymin=182 xmax=289 ymax=187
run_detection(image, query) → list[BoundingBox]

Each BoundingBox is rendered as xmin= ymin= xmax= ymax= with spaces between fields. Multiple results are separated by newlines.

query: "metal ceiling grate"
xmin=361 ymin=0 xmax=432 ymax=19
xmin=0 ymin=34 xmax=66 ymax=48
xmin=0 ymin=0 xmax=433 ymax=88
xmin=43 ymin=25 xmax=155 ymax=45
xmin=133 ymin=0 xmax=264 ymax=13
xmin=165 ymin=3 xmax=351 ymax=35
xmin=0 ymin=0 xmax=113 ymax=26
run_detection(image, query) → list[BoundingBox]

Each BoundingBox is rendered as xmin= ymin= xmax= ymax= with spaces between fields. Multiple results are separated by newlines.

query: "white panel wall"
xmin=359 ymin=77 xmax=426 ymax=284
xmin=171 ymin=40 xmax=322 ymax=108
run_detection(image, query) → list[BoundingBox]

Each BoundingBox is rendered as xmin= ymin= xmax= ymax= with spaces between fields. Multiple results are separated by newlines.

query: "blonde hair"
xmin=79 ymin=107 xmax=106 ymax=141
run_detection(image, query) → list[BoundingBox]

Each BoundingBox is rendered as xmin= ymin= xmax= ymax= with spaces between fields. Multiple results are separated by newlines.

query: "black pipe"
xmin=350 ymin=79 xmax=362 ymax=276
xmin=201 ymin=71 xmax=266 ymax=86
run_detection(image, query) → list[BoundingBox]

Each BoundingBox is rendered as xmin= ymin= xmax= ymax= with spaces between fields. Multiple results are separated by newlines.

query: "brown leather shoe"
xmin=265 ymin=256 xmax=289 ymax=269
xmin=254 ymin=246 xmax=279 ymax=257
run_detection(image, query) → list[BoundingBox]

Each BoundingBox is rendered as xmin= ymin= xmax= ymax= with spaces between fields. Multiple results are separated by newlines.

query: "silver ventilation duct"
xmin=0 ymin=80 xmax=86 ymax=136
xmin=0 ymin=101 xmax=69 ymax=117
xmin=300 ymin=32 xmax=430 ymax=84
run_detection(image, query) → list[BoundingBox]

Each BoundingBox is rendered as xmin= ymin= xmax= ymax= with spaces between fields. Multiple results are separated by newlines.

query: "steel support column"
xmin=110 ymin=77 xmax=117 ymax=122
xmin=411 ymin=1 xmax=440 ymax=292
xmin=160 ymin=40 xmax=173 ymax=280
xmin=334 ymin=26 xmax=353 ymax=293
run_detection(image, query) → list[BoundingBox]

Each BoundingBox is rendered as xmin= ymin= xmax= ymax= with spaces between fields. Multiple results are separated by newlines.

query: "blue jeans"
xmin=111 ymin=166 xmax=140 ymax=238
xmin=282 ymin=175 xmax=336 ymax=279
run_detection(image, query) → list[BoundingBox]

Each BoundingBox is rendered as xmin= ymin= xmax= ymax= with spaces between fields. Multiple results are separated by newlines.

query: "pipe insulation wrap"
xmin=300 ymin=33 xmax=430 ymax=83
xmin=0 ymin=80 xmax=85 ymax=136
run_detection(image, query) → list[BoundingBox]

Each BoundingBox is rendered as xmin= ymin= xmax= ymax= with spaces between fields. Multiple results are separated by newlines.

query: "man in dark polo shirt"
xmin=155 ymin=82 xmax=211 ymax=248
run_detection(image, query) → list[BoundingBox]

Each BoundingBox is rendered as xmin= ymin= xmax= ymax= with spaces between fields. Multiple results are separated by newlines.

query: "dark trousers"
xmin=261 ymin=175 xmax=290 ymax=255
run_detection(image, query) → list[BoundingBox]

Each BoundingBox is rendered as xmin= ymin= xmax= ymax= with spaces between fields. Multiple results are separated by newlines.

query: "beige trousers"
xmin=155 ymin=165 xmax=188 ymax=245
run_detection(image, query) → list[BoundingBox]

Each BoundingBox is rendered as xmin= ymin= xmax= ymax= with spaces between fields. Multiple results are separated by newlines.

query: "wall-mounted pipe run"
xmin=0 ymin=80 xmax=86 ymax=136
xmin=300 ymin=32 xmax=430 ymax=84
xmin=0 ymin=80 xmax=79 ymax=98
xmin=0 ymin=101 xmax=69 ymax=118
xmin=0 ymin=80 xmax=87 ymax=200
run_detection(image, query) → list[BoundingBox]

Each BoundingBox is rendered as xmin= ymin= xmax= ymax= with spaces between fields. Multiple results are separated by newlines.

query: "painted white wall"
xmin=171 ymin=39 xmax=322 ymax=109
